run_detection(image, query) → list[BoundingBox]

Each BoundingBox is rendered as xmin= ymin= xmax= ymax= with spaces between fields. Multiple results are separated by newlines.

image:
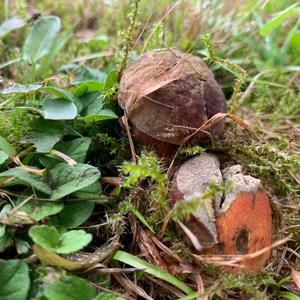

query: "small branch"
xmin=101 ymin=177 xmax=123 ymax=186
xmin=122 ymin=115 xmax=137 ymax=164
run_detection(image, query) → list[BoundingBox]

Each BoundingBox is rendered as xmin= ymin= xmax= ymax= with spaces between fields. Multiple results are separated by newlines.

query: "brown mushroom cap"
xmin=119 ymin=49 xmax=227 ymax=146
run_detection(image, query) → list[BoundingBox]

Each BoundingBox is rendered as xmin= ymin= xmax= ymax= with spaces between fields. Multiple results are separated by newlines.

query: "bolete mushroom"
xmin=169 ymin=154 xmax=272 ymax=273
xmin=169 ymin=153 xmax=223 ymax=249
xmin=118 ymin=49 xmax=227 ymax=156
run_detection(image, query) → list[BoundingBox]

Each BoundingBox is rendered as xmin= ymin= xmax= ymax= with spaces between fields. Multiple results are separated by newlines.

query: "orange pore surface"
xmin=209 ymin=189 xmax=272 ymax=272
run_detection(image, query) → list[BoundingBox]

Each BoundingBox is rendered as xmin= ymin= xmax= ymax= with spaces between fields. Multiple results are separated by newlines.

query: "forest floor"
xmin=0 ymin=1 xmax=299 ymax=299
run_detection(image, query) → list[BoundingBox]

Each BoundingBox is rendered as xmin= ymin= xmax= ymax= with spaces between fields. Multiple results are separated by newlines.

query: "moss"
xmin=210 ymin=135 xmax=299 ymax=198
xmin=0 ymin=111 xmax=33 ymax=149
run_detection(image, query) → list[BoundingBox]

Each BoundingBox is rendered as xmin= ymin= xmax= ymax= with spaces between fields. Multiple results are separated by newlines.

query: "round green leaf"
xmin=29 ymin=225 xmax=92 ymax=254
xmin=29 ymin=225 xmax=60 ymax=252
xmin=43 ymin=98 xmax=77 ymax=120
xmin=57 ymin=230 xmax=92 ymax=254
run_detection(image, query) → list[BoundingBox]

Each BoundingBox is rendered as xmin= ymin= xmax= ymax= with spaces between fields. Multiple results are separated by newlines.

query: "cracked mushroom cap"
xmin=169 ymin=154 xmax=272 ymax=273
xmin=210 ymin=189 xmax=272 ymax=273
xmin=118 ymin=48 xmax=227 ymax=147
xmin=169 ymin=153 xmax=223 ymax=249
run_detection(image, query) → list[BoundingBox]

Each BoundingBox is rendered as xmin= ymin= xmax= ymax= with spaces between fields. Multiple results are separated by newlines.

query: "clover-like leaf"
xmin=29 ymin=225 xmax=92 ymax=254
xmin=43 ymin=98 xmax=77 ymax=120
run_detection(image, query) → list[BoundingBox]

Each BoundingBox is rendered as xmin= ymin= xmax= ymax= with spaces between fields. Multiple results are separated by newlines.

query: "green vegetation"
xmin=0 ymin=0 xmax=299 ymax=299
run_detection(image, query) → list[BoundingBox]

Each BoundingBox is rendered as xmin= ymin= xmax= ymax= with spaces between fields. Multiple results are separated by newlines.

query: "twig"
xmin=240 ymin=71 xmax=266 ymax=103
xmin=122 ymin=115 xmax=137 ymax=164
xmin=101 ymin=176 xmax=123 ymax=186
xmin=193 ymin=235 xmax=292 ymax=268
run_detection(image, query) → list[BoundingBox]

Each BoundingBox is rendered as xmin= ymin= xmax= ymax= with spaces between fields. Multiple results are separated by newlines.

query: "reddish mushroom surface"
xmin=206 ymin=189 xmax=272 ymax=273
xmin=118 ymin=48 xmax=227 ymax=154
xmin=169 ymin=154 xmax=273 ymax=273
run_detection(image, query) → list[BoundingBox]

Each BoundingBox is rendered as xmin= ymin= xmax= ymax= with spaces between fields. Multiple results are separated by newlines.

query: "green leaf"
xmin=36 ymin=23 xmax=74 ymax=78
xmin=59 ymin=201 xmax=95 ymax=228
xmin=1 ymin=84 xmax=42 ymax=94
xmin=49 ymin=163 xmax=100 ymax=200
xmin=40 ymin=137 xmax=92 ymax=168
xmin=79 ymin=92 xmax=117 ymax=123
xmin=19 ymin=200 xmax=64 ymax=221
xmin=72 ymin=182 xmax=102 ymax=199
xmin=93 ymin=293 xmax=124 ymax=300
xmin=42 ymin=86 xmax=83 ymax=112
xmin=0 ymin=17 xmax=25 ymax=38
xmin=28 ymin=131 xmax=62 ymax=153
xmin=120 ymin=202 xmax=154 ymax=233
xmin=80 ymin=92 xmax=103 ymax=116
xmin=57 ymin=230 xmax=92 ymax=253
xmin=0 ymin=230 xmax=14 ymax=252
xmin=73 ymin=82 xmax=105 ymax=96
xmin=0 ymin=167 xmax=52 ymax=195
xmin=23 ymin=16 xmax=61 ymax=62
xmin=0 ymin=151 xmax=9 ymax=165
xmin=55 ymin=138 xmax=92 ymax=163
xmin=105 ymin=70 xmax=118 ymax=89
xmin=0 ymin=136 xmax=17 ymax=156
xmin=45 ymin=275 xmax=94 ymax=300
xmin=29 ymin=225 xmax=92 ymax=254
xmin=260 ymin=4 xmax=300 ymax=36
xmin=0 ymin=260 xmax=30 ymax=300
xmin=1 ymin=163 xmax=100 ymax=200
xmin=42 ymin=86 xmax=76 ymax=102
xmin=82 ymin=109 xmax=118 ymax=123
xmin=113 ymin=251 xmax=194 ymax=295
xmin=0 ymin=224 xmax=5 ymax=238
xmin=290 ymin=31 xmax=300 ymax=50
xmin=43 ymin=98 xmax=77 ymax=120
xmin=29 ymin=225 xmax=60 ymax=250
xmin=71 ymin=65 xmax=107 ymax=85
xmin=279 ymin=291 xmax=300 ymax=300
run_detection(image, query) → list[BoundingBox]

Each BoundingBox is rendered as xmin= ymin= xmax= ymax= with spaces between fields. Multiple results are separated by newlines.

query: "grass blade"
xmin=113 ymin=250 xmax=194 ymax=295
